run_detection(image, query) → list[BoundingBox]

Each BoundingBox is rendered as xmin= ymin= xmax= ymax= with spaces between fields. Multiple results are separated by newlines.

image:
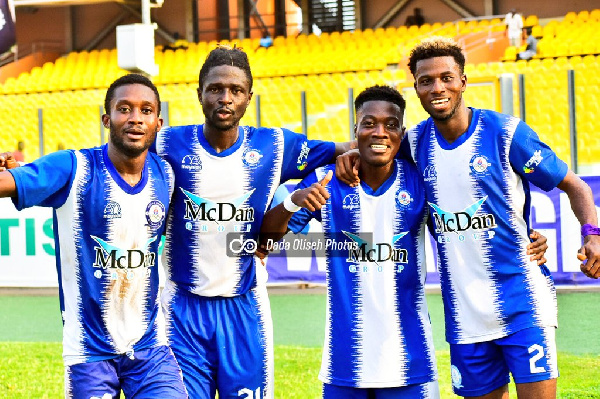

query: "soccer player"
xmin=337 ymin=37 xmax=599 ymax=398
xmin=0 ymin=74 xmax=187 ymax=398
xmin=154 ymin=46 xmax=354 ymax=398
xmin=259 ymin=85 xmax=440 ymax=398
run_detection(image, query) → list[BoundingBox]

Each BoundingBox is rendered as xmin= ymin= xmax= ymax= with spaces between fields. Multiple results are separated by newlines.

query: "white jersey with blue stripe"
xmin=155 ymin=124 xmax=335 ymax=297
xmin=405 ymin=108 xmax=568 ymax=344
xmin=9 ymin=145 xmax=174 ymax=365
xmin=287 ymin=160 xmax=437 ymax=388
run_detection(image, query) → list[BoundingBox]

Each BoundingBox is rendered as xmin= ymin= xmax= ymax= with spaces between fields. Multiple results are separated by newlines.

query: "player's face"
xmin=198 ymin=65 xmax=252 ymax=132
xmin=413 ymin=56 xmax=466 ymax=122
xmin=104 ymin=84 xmax=162 ymax=158
xmin=355 ymin=100 xmax=404 ymax=167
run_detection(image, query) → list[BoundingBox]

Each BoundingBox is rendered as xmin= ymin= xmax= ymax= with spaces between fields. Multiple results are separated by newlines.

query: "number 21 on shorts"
xmin=238 ymin=387 xmax=261 ymax=398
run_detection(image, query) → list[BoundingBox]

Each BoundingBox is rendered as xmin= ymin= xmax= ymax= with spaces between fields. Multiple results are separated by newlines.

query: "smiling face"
xmin=413 ymin=56 xmax=466 ymax=122
xmin=355 ymin=100 xmax=404 ymax=168
xmin=198 ymin=65 xmax=252 ymax=133
xmin=103 ymin=83 xmax=162 ymax=158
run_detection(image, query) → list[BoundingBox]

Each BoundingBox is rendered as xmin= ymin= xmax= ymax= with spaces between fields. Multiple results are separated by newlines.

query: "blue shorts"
xmin=449 ymin=326 xmax=559 ymax=397
xmin=65 ymin=345 xmax=187 ymax=398
xmin=322 ymin=381 xmax=440 ymax=399
xmin=162 ymin=283 xmax=274 ymax=399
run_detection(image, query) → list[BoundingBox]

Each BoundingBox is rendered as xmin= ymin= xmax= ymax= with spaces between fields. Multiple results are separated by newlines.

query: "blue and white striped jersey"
xmin=288 ymin=160 xmax=437 ymax=388
xmin=9 ymin=145 xmax=174 ymax=365
xmin=155 ymin=124 xmax=335 ymax=297
xmin=405 ymin=108 xmax=568 ymax=344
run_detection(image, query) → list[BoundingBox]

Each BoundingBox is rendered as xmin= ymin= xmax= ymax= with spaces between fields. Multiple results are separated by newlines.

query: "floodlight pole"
xmin=141 ymin=0 xmax=151 ymax=25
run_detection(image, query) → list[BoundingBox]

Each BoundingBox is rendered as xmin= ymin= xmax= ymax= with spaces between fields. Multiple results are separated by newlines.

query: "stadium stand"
xmin=0 ymin=9 xmax=599 ymax=169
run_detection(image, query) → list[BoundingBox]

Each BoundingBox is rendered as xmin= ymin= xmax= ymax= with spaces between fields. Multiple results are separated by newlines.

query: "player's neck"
xmin=107 ymin=145 xmax=147 ymax=186
xmin=434 ymin=105 xmax=472 ymax=144
xmin=359 ymin=162 xmax=394 ymax=192
xmin=203 ymin=124 xmax=239 ymax=153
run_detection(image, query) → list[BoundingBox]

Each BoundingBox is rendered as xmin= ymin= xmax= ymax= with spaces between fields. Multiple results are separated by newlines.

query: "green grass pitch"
xmin=0 ymin=292 xmax=599 ymax=397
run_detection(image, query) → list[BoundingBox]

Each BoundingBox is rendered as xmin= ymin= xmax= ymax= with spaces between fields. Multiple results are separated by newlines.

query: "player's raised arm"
xmin=335 ymin=148 xmax=360 ymax=187
xmin=556 ymin=170 xmax=600 ymax=278
xmin=333 ymin=141 xmax=357 ymax=159
xmin=259 ymin=170 xmax=332 ymax=252
xmin=0 ymin=171 xmax=17 ymax=198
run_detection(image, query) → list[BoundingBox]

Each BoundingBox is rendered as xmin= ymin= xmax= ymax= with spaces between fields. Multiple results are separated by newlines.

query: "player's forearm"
xmin=557 ymin=171 xmax=598 ymax=226
xmin=0 ymin=171 xmax=17 ymax=198
xmin=259 ymin=203 xmax=294 ymax=248
xmin=333 ymin=141 xmax=358 ymax=160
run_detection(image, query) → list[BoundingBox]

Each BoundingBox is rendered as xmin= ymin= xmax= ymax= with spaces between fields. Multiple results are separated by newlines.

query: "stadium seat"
xmin=524 ymin=15 xmax=539 ymax=27
xmin=502 ymin=46 xmax=517 ymax=61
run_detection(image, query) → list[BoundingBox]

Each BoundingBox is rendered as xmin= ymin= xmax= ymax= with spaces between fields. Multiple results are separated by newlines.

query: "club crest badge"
xmin=145 ymin=200 xmax=166 ymax=228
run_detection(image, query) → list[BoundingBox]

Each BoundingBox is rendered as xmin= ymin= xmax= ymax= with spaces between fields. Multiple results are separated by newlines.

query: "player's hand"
xmin=0 ymin=152 xmax=19 ymax=171
xmin=578 ymin=235 xmax=600 ymax=279
xmin=290 ymin=170 xmax=332 ymax=212
xmin=255 ymin=243 xmax=269 ymax=266
xmin=527 ymin=230 xmax=548 ymax=265
xmin=335 ymin=149 xmax=360 ymax=187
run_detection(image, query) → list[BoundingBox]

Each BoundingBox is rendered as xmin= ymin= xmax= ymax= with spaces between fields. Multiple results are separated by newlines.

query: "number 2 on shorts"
xmin=528 ymin=344 xmax=545 ymax=374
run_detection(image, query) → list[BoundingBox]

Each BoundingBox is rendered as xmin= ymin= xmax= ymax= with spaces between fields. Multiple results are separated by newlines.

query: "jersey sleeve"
xmin=509 ymin=121 xmax=568 ymax=192
xmin=287 ymin=171 xmax=321 ymax=234
xmin=280 ymin=128 xmax=336 ymax=182
xmin=8 ymin=150 xmax=76 ymax=210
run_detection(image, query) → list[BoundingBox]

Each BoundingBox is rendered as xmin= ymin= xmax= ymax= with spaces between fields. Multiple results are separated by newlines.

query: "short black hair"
xmin=355 ymin=85 xmax=406 ymax=113
xmin=104 ymin=74 xmax=161 ymax=115
xmin=407 ymin=36 xmax=466 ymax=76
xmin=199 ymin=46 xmax=253 ymax=90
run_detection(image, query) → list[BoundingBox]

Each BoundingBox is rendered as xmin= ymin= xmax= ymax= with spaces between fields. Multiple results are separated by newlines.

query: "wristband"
xmin=581 ymin=224 xmax=600 ymax=237
xmin=283 ymin=190 xmax=302 ymax=213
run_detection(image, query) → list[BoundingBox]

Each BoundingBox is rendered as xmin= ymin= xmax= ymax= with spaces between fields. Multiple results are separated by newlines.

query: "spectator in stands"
xmin=504 ymin=9 xmax=523 ymax=47
xmin=517 ymin=26 xmax=538 ymax=60
xmin=13 ymin=141 xmax=24 ymax=162
xmin=405 ymin=8 xmax=425 ymax=27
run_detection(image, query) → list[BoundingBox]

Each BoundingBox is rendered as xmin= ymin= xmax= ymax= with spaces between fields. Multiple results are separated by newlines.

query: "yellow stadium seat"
xmin=524 ymin=15 xmax=538 ymax=27
xmin=564 ymin=11 xmax=577 ymax=24
xmin=502 ymin=46 xmax=517 ymax=61
xmin=583 ymin=54 xmax=597 ymax=66
xmin=542 ymin=21 xmax=557 ymax=38
xmin=577 ymin=10 xmax=589 ymax=22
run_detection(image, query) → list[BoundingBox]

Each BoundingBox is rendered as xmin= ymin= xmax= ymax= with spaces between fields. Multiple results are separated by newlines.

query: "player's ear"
xmin=102 ymin=114 xmax=110 ymax=129
xmin=197 ymin=87 xmax=202 ymax=104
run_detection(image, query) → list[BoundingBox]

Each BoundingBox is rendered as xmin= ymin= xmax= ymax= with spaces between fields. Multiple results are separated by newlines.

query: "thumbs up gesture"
xmin=290 ymin=170 xmax=333 ymax=212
